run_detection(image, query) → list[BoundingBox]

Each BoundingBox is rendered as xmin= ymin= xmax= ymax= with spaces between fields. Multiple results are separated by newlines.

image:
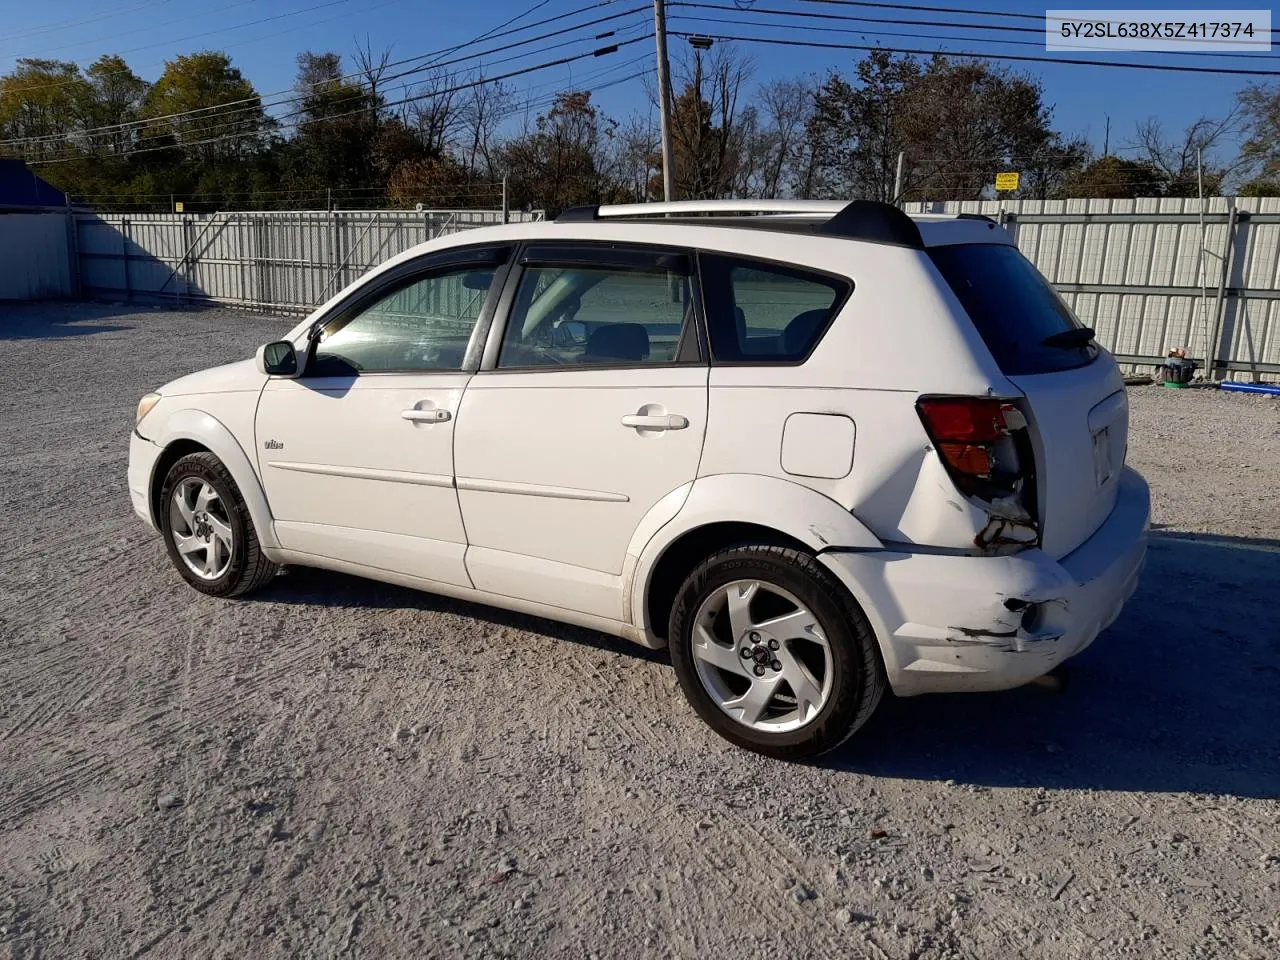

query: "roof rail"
xmin=553 ymin=198 xmax=926 ymax=248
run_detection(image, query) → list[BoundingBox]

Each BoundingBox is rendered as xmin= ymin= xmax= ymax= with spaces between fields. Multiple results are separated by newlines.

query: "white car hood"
xmin=159 ymin=358 xmax=265 ymax=397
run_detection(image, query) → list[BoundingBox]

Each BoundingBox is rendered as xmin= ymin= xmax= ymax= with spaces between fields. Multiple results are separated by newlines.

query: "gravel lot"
xmin=2 ymin=302 xmax=1278 ymax=960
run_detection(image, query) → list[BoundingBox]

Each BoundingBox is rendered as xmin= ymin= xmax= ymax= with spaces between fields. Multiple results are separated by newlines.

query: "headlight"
xmin=136 ymin=392 xmax=162 ymax=426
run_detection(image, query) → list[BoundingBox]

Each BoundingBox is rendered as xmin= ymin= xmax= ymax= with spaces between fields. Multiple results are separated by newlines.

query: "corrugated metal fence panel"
xmin=1226 ymin=197 xmax=1280 ymax=374
xmin=0 ymin=212 xmax=73 ymax=300
xmin=904 ymin=197 xmax=1280 ymax=375
xmin=74 ymin=208 xmax=542 ymax=314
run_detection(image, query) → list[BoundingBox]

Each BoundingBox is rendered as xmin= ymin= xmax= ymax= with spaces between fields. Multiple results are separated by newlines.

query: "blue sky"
xmin=2 ymin=0 xmax=1274 ymax=162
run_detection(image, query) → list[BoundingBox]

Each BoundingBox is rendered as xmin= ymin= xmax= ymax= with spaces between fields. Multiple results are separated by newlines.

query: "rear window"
xmin=929 ymin=243 xmax=1097 ymax=376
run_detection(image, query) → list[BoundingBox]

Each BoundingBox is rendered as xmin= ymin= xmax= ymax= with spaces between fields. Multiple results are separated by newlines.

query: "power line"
xmin=796 ymin=0 xmax=1046 ymax=22
xmin=1 ymin=5 xmax=649 ymax=148
xmin=0 ymin=0 xmax=174 ymax=45
xmin=670 ymin=9 xmax=1280 ymax=59
xmin=668 ymin=31 xmax=1280 ymax=76
xmin=12 ymin=31 xmax=639 ymax=159
xmin=675 ymin=2 xmax=1043 ymax=35
xmin=797 ymin=0 xmax=1278 ymax=32
xmin=672 ymin=3 xmax=1280 ymax=54
xmin=163 ymin=23 xmax=652 ymax=144
xmin=27 ymin=36 xmax=649 ymax=165
xmin=2 ymin=1 xmax=260 ymax=59
xmin=1 ymin=0 xmax=617 ymax=98
xmin=0 ymin=0 xmax=403 ymax=94
xmin=8 ymin=0 xmax=357 ymax=62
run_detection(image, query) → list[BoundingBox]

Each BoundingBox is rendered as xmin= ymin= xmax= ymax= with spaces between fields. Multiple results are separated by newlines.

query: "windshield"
xmin=929 ymin=243 xmax=1098 ymax=376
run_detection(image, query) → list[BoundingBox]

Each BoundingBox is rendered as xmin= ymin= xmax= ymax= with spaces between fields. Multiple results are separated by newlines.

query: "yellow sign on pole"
xmin=174 ymin=201 xmax=185 ymax=213
xmin=994 ymin=171 xmax=1020 ymax=192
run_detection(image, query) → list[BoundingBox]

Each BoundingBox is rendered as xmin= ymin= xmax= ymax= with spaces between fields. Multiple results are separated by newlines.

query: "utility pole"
xmin=1102 ymin=115 xmax=1111 ymax=157
xmin=653 ymin=0 xmax=676 ymax=202
xmin=892 ymin=152 xmax=905 ymax=206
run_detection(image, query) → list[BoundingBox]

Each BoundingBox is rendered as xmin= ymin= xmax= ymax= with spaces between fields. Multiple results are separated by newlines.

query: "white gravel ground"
xmin=1 ymin=302 xmax=1278 ymax=960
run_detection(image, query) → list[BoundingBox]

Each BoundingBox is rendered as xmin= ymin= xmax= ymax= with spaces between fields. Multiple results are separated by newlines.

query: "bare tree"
xmin=352 ymin=35 xmax=392 ymax=121
xmin=614 ymin=112 xmax=659 ymax=201
xmin=757 ymin=78 xmax=812 ymax=198
xmin=669 ymin=43 xmax=753 ymax=199
xmin=407 ymin=69 xmax=463 ymax=156
xmin=459 ymin=75 xmax=512 ymax=178
xmin=1129 ymin=109 xmax=1247 ymax=195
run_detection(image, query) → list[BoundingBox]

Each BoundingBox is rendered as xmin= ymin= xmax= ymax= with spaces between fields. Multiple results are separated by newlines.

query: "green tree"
xmin=800 ymin=52 xmax=919 ymax=200
xmin=901 ymin=57 xmax=1059 ymax=201
xmin=1060 ymin=155 xmax=1167 ymax=199
xmin=84 ymin=55 xmax=148 ymax=155
xmin=279 ymin=51 xmax=381 ymax=199
xmin=142 ymin=52 xmax=273 ymax=162
xmin=0 ymin=59 xmax=90 ymax=161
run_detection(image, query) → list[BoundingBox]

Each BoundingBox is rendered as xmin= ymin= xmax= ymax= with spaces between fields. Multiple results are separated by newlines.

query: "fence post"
xmin=64 ymin=198 xmax=82 ymax=298
xmin=255 ymin=216 xmax=269 ymax=313
xmin=332 ymin=209 xmax=343 ymax=304
xmin=180 ymin=214 xmax=194 ymax=307
xmin=121 ymin=218 xmax=132 ymax=302
xmin=1207 ymin=203 xmax=1241 ymax=382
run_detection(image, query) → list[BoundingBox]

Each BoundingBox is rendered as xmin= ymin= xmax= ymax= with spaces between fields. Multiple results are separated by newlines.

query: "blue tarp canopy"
xmin=0 ymin=158 xmax=68 ymax=208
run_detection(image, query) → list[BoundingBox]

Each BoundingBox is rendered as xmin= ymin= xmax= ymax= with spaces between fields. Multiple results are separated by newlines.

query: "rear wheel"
xmin=159 ymin=451 xmax=279 ymax=597
xmin=669 ymin=544 xmax=884 ymax=760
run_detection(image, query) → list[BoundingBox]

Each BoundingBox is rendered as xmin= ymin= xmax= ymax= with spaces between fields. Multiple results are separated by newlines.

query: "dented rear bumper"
xmin=821 ymin=467 xmax=1150 ymax=696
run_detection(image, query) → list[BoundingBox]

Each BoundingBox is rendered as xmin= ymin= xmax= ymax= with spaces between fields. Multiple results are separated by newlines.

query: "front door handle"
xmin=401 ymin=408 xmax=451 ymax=423
xmin=621 ymin=413 xmax=688 ymax=431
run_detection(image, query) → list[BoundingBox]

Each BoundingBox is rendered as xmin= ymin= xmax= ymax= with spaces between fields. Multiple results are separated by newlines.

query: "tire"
xmin=158 ymin=451 xmax=279 ymax=598
xmin=668 ymin=544 xmax=884 ymax=760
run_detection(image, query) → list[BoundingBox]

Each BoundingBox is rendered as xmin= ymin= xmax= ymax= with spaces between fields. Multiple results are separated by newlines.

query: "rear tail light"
xmin=917 ymin=396 xmax=1035 ymax=512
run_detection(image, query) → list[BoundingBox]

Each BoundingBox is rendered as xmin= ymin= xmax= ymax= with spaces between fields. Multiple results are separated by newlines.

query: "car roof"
xmin=392 ymin=201 xmax=1012 ymax=264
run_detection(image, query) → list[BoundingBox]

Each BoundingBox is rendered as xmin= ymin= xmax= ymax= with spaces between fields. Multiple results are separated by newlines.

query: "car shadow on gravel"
xmin=830 ymin=531 xmax=1280 ymax=800
xmin=253 ymin=566 xmax=669 ymax=664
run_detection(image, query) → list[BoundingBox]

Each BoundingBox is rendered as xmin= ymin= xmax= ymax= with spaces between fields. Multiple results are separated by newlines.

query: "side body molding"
xmin=149 ymin=408 xmax=282 ymax=554
xmin=625 ymin=473 xmax=883 ymax=644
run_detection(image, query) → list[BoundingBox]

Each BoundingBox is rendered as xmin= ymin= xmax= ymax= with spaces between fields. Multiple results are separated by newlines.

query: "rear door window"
xmin=496 ymin=246 xmax=699 ymax=368
xmin=699 ymin=254 xmax=850 ymax=363
xmin=928 ymin=243 xmax=1097 ymax=376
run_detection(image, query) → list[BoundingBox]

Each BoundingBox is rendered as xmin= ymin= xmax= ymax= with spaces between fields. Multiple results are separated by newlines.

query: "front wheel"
xmin=158 ymin=451 xmax=279 ymax=598
xmin=669 ymin=545 xmax=884 ymax=760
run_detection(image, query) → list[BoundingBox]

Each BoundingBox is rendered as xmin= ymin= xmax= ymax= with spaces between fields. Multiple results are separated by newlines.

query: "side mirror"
xmin=255 ymin=340 xmax=300 ymax=377
xmin=554 ymin=319 xmax=588 ymax=347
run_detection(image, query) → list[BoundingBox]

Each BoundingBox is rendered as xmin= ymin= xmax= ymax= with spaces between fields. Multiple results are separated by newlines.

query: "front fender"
xmin=150 ymin=408 xmax=281 ymax=553
xmin=625 ymin=473 xmax=883 ymax=641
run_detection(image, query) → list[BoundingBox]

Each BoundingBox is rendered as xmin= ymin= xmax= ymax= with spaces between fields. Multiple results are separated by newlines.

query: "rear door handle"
xmin=621 ymin=414 xmax=688 ymax=431
xmin=401 ymin=408 xmax=451 ymax=423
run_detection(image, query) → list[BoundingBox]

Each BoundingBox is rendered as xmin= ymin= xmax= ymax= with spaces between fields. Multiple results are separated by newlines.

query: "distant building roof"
xmin=0 ymin=158 xmax=68 ymax=209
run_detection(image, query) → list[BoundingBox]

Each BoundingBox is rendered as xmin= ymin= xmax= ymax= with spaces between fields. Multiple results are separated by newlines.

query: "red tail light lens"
xmin=917 ymin=397 xmax=1011 ymax=443
xmin=917 ymin=397 xmax=1026 ymax=494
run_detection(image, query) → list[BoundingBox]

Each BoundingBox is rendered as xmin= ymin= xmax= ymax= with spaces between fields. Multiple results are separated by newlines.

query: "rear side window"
xmin=700 ymin=254 xmax=850 ymax=363
xmin=929 ymin=243 xmax=1097 ymax=376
